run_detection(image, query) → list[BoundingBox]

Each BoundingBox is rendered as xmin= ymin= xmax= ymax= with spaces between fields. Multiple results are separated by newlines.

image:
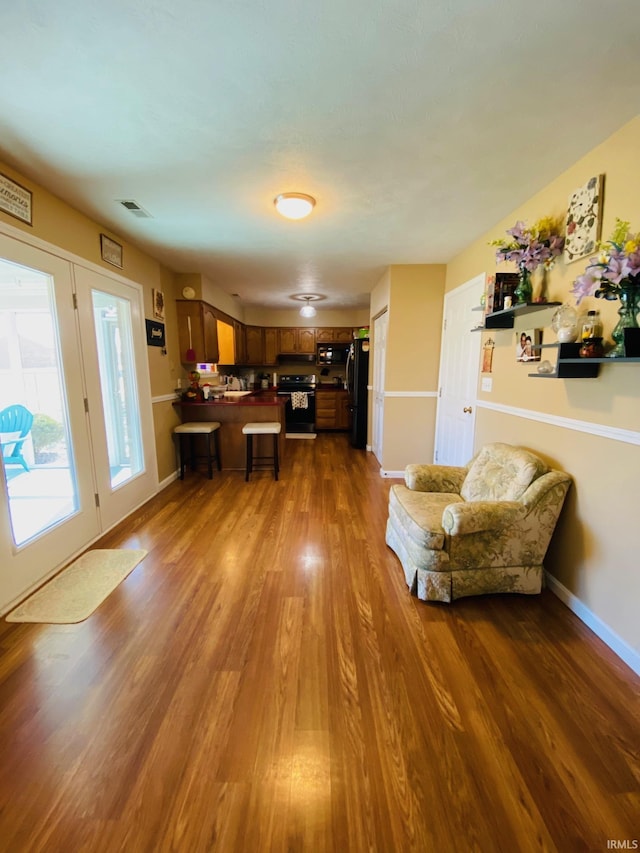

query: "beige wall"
xmin=445 ymin=116 xmax=640 ymax=663
xmin=244 ymin=306 xmax=370 ymax=327
xmin=0 ymin=158 xmax=183 ymax=484
xmin=370 ymin=264 xmax=446 ymax=471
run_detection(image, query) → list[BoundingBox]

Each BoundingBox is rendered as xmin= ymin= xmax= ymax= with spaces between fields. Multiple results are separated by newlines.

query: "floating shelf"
xmin=471 ymin=301 xmax=562 ymax=331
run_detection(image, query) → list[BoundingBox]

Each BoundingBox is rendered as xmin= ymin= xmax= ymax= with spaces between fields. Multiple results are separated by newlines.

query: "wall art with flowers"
xmin=564 ymin=174 xmax=604 ymax=265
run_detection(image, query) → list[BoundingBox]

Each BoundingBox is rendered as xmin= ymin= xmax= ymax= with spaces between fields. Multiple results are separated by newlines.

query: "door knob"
xmin=463 ymin=406 xmax=472 ymax=414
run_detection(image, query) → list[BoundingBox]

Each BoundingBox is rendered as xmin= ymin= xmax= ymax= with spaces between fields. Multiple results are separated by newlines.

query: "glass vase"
xmin=607 ymin=283 xmax=640 ymax=358
xmin=513 ymin=265 xmax=532 ymax=305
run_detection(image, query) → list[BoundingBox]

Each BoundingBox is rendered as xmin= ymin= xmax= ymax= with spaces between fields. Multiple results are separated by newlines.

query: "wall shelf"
xmin=471 ymin=301 xmax=561 ymax=331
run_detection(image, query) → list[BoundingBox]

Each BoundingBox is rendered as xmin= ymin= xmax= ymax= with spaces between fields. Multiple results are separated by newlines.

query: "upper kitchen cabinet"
xmin=233 ymin=320 xmax=246 ymax=364
xmin=263 ymin=327 xmax=279 ymax=365
xmin=244 ymin=325 xmax=265 ymax=364
xmin=316 ymin=327 xmax=353 ymax=343
xmin=177 ymin=299 xmax=219 ymax=364
xmin=278 ymin=327 xmax=316 ymax=354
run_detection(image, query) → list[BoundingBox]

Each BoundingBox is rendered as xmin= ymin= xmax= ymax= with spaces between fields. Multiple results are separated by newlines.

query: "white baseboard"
xmin=545 ymin=572 xmax=640 ymax=677
xmin=379 ymin=469 xmax=404 ymax=478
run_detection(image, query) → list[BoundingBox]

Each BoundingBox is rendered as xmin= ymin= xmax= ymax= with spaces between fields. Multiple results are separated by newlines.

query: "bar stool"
xmin=173 ymin=422 xmax=221 ymax=479
xmin=242 ymin=422 xmax=281 ymax=481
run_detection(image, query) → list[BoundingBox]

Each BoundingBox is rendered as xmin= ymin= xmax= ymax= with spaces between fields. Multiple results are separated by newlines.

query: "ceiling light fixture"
xmin=274 ymin=192 xmax=316 ymax=220
xmin=299 ymin=297 xmax=317 ymax=318
xmin=292 ymin=293 xmax=323 ymax=317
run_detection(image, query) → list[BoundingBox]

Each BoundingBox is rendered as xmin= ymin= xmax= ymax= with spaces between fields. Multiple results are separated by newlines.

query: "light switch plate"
xmin=481 ymin=377 xmax=493 ymax=392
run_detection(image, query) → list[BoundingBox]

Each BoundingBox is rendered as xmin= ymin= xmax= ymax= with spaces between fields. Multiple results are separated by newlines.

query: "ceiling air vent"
xmin=117 ymin=199 xmax=152 ymax=218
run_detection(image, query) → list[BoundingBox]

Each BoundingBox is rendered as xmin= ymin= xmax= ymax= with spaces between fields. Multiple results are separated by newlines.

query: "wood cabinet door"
xmin=315 ymin=328 xmax=335 ymax=343
xmin=232 ymin=320 xmax=245 ymax=364
xmin=334 ymin=328 xmax=353 ymax=342
xmin=315 ymin=391 xmax=337 ymax=429
xmin=297 ymin=328 xmax=316 ymax=353
xmin=278 ymin=328 xmax=297 ymax=353
xmin=202 ymin=302 xmax=219 ymax=363
xmin=263 ymin=327 xmax=279 ymax=365
xmin=244 ymin=326 xmax=264 ymax=364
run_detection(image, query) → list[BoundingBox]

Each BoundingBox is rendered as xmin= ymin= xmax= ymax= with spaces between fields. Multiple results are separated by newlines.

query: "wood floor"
xmin=0 ymin=434 xmax=638 ymax=852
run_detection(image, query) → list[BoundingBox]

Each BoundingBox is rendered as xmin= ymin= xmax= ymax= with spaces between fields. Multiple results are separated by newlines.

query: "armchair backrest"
xmin=460 ymin=442 xmax=548 ymax=503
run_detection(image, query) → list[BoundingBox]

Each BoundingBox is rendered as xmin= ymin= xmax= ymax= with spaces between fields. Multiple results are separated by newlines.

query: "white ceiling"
xmin=2 ymin=0 xmax=639 ymax=311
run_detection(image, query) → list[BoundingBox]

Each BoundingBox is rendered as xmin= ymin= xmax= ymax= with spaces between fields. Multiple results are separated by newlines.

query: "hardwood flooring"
xmin=0 ymin=434 xmax=638 ymax=852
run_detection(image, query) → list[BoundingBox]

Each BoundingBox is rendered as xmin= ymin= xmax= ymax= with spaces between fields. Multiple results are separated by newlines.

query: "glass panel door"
xmin=0 ymin=235 xmax=100 ymax=611
xmin=91 ymin=289 xmax=143 ymax=489
xmin=75 ymin=267 xmax=157 ymax=531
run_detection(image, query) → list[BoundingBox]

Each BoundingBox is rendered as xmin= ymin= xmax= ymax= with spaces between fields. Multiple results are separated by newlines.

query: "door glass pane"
xmin=91 ymin=289 xmax=143 ymax=488
xmin=0 ymin=260 xmax=79 ymax=546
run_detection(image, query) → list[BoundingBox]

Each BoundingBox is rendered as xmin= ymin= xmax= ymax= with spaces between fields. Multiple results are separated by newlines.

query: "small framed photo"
xmin=0 ymin=171 xmax=32 ymax=225
xmin=152 ymin=288 xmax=165 ymax=321
xmin=100 ymin=233 xmax=123 ymax=268
xmin=516 ymin=328 xmax=542 ymax=362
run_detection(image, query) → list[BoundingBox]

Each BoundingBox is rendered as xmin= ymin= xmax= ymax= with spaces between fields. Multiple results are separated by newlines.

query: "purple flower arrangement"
xmin=570 ymin=218 xmax=640 ymax=305
xmin=491 ymin=216 xmax=565 ymax=273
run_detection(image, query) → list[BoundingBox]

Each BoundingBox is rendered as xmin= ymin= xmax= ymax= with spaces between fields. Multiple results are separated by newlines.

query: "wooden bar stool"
xmin=242 ymin=422 xmax=281 ymax=481
xmin=173 ymin=422 xmax=221 ymax=479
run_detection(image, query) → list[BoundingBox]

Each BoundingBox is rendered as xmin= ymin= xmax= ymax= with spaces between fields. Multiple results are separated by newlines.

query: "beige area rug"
xmin=6 ymin=549 xmax=147 ymax=624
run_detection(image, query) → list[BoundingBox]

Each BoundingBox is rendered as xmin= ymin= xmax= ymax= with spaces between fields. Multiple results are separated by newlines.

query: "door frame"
xmin=0 ymin=218 xmax=158 ymax=613
xmin=433 ymin=274 xmax=484 ymax=465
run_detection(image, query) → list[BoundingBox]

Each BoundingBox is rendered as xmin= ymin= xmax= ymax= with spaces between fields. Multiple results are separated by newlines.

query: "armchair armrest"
xmin=405 ymin=464 xmax=467 ymax=493
xmin=442 ymin=501 xmax=527 ymax=536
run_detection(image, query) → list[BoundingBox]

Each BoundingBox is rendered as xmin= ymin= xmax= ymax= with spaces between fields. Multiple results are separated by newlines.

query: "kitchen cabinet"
xmin=177 ymin=299 xmax=219 ymax=364
xmin=263 ymin=327 xmax=279 ymax=365
xmin=316 ymin=327 xmax=354 ymax=343
xmin=278 ymin=327 xmax=316 ymax=354
xmin=233 ymin=320 xmax=246 ymax=364
xmin=244 ymin=326 xmax=264 ymax=364
xmin=316 ymin=389 xmax=350 ymax=430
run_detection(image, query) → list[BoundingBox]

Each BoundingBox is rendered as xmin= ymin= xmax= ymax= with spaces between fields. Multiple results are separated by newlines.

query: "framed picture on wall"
xmin=516 ymin=328 xmax=542 ymax=362
xmin=152 ymin=288 xmax=165 ymax=321
xmin=564 ymin=174 xmax=604 ymax=265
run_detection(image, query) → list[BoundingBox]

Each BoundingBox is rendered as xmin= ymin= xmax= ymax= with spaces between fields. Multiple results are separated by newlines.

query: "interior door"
xmin=372 ymin=311 xmax=387 ymax=464
xmin=74 ymin=267 xmax=157 ymax=531
xmin=434 ymin=275 xmax=484 ymax=466
xmin=0 ymin=236 xmax=100 ymax=609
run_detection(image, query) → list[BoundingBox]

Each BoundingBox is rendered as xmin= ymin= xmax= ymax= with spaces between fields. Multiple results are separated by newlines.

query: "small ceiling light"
xmin=274 ymin=192 xmax=316 ymax=220
xmin=299 ymin=296 xmax=317 ymax=318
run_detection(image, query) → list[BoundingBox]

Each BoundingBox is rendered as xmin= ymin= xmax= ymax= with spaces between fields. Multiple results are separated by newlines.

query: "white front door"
xmin=434 ymin=274 xmax=484 ymax=466
xmin=372 ymin=311 xmax=387 ymax=464
xmin=74 ymin=266 xmax=157 ymax=531
xmin=0 ymin=237 xmax=100 ymax=608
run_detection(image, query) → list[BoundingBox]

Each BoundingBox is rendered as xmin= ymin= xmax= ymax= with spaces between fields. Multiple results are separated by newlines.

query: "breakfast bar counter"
xmin=173 ymin=392 xmax=287 ymax=471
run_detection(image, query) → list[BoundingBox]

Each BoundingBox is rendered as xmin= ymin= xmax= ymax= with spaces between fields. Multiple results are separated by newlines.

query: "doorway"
xmin=434 ymin=274 xmax=484 ymax=466
xmin=0 ymin=232 xmax=156 ymax=611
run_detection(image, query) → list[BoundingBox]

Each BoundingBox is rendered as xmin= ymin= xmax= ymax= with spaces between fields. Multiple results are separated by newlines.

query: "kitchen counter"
xmin=174 ymin=391 xmax=286 ymax=470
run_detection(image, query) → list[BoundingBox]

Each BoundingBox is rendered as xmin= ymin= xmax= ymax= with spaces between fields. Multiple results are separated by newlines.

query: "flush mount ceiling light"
xmin=274 ymin=192 xmax=316 ymax=220
xmin=292 ymin=293 xmax=323 ymax=317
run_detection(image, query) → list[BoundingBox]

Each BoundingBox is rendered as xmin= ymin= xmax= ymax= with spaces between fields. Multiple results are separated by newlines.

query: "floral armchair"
xmin=385 ymin=442 xmax=571 ymax=603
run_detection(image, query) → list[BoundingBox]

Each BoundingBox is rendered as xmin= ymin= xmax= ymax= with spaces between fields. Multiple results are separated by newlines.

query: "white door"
xmin=372 ymin=311 xmax=387 ymax=463
xmin=434 ymin=274 xmax=484 ymax=465
xmin=74 ymin=266 xmax=157 ymax=531
xmin=0 ymin=236 xmax=100 ymax=608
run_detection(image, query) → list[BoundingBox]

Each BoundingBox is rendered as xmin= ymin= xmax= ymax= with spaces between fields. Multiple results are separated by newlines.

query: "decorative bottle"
xmin=581 ymin=310 xmax=602 ymax=340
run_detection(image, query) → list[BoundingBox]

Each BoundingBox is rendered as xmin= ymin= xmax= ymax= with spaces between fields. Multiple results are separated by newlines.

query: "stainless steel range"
xmin=277 ymin=374 xmax=317 ymax=434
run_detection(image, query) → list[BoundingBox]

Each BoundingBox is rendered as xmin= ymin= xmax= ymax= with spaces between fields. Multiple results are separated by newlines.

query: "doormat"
xmin=5 ymin=549 xmax=147 ymax=624
xmin=285 ymin=433 xmax=317 ymax=439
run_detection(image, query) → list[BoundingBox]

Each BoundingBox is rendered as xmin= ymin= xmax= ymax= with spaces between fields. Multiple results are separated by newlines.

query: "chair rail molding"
xmin=476 ymin=400 xmax=640 ymax=446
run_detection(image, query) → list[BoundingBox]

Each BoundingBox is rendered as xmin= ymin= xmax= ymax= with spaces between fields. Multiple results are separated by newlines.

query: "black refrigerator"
xmin=346 ymin=339 xmax=369 ymax=449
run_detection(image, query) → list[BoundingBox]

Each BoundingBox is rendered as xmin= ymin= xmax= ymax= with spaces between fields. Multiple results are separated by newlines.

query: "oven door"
xmin=278 ymin=391 xmax=316 ymax=434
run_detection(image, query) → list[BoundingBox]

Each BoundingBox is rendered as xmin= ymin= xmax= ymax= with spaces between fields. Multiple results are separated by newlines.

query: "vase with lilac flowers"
xmin=490 ymin=217 xmax=565 ymax=305
xmin=570 ymin=218 xmax=640 ymax=357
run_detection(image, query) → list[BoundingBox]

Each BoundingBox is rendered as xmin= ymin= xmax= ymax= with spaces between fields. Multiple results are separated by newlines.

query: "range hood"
xmin=277 ymin=353 xmax=315 ymax=364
